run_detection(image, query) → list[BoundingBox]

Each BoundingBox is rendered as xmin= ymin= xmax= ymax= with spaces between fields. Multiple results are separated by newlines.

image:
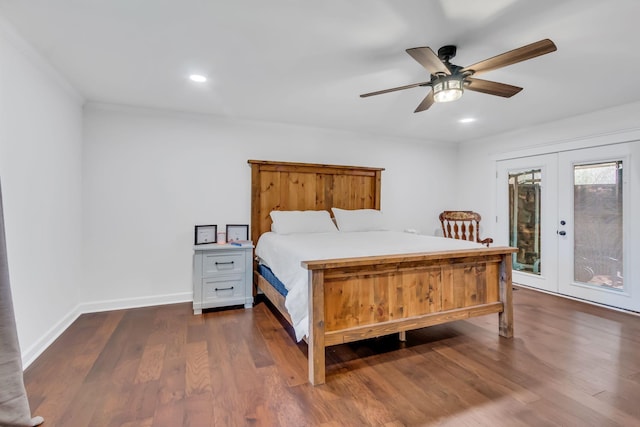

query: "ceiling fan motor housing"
xmin=437 ymin=45 xmax=457 ymax=62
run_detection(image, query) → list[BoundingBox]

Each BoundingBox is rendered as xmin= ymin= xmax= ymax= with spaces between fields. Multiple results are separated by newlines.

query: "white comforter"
xmin=255 ymin=231 xmax=485 ymax=341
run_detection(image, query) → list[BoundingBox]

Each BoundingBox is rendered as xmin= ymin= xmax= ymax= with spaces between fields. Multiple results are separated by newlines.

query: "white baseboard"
xmin=22 ymin=291 xmax=192 ymax=369
xmin=78 ymin=291 xmax=192 ymax=314
xmin=21 ymin=304 xmax=83 ymax=369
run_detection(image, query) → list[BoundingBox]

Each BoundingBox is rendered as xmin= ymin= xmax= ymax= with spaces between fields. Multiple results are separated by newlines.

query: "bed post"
xmin=374 ymin=169 xmax=382 ymax=210
xmin=249 ymin=163 xmax=261 ymax=246
xmin=498 ymin=252 xmax=514 ymax=338
xmin=308 ymin=269 xmax=326 ymax=385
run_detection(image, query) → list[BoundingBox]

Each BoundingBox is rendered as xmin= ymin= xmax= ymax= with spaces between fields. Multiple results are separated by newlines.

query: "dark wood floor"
xmin=24 ymin=287 xmax=640 ymax=426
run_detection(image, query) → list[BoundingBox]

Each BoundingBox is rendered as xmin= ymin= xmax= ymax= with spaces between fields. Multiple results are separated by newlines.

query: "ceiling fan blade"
xmin=465 ymin=78 xmax=523 ymax=98
xmin=406 ymin=47 xmax=450 ymax=75
xmin=414 ymin=90 xmax=434 ymax=113
xmin=360 ymin=82 xmax=430 ymax=98
xmin=461 ymin=39 xmax=557 ymax=76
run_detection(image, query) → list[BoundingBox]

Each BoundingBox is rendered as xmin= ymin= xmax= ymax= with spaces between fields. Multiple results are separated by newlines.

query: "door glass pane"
xmin=509 ymin=169 xmax=542 ymax=275
xmin=574 ymin=161 xmax=624 ymax=290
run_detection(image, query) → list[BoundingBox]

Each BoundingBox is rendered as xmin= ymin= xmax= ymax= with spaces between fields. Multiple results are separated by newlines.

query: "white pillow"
xmin=270 ymin=210 xmax=338 ymax=234
xmin=331 ymin=208 xmax=389 ymax=232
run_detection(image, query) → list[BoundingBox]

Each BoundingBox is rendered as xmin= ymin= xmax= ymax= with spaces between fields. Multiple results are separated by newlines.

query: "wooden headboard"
xmin=248 ymin=160 xmax=384 ymax=243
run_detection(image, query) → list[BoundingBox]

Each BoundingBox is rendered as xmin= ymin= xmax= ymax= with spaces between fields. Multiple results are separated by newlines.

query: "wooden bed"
xmin=248 ymin=159 xmax=517 ymax=385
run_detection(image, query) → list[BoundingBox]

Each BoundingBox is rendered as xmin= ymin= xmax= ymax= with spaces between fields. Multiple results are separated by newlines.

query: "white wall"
xmin=82 ymin=104 xmax=458 ymax=307
xmin=0 ymin=19 xmax=84 ymax=365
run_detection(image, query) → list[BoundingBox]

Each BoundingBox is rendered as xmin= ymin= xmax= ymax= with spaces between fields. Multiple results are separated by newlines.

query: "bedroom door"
xmin=497 ymin=144 xmax=637 ymax=311
xmin=496 ymin=154 xmax=559 ymax=292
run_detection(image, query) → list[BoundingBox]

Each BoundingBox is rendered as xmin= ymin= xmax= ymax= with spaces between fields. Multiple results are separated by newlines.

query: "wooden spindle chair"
xmin=439 ymin=210 xmax=493 ymax=247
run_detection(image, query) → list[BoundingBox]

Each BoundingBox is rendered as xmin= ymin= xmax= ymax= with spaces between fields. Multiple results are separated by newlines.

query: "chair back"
xmin=439 ymin=211 xmax=493 ymax=247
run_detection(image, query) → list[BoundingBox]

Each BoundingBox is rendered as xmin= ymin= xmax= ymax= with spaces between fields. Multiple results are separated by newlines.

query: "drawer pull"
xmin=215 ymin=286 xmax=234 ymax=291
xmin=215 ymin=261 xmax=235 ymax=265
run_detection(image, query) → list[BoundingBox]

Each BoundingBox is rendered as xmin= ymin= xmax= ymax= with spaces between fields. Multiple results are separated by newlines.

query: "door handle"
xmin=557 ymin=230 xmax=566 ymax=236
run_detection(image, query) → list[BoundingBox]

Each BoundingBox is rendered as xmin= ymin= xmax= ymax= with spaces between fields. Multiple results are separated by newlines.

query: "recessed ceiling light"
xmin=189 ymin=74 xmax=207 ymax=83
xmin=458 ymin=117 xmax=476 ymax=124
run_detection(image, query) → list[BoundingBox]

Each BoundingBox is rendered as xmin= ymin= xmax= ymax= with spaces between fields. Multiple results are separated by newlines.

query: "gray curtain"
xmin=0 ymin=182 xmax=43 ymax=427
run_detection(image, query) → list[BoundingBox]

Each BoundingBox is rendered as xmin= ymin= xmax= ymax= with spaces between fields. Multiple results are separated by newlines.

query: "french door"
xmin=497 ymin=144 xmax=637 ymax=311
xmin=497 ymin=154 xmax=559 ymax=293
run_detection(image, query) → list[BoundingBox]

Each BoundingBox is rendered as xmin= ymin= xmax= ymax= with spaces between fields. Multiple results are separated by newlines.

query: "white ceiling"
xmin=2 ymin=0 xmax=640 ymax=143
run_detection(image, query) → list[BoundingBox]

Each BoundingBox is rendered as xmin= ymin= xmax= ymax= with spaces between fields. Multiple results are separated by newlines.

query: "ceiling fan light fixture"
xmin=433 ymin=76 xmax=464 ymax=103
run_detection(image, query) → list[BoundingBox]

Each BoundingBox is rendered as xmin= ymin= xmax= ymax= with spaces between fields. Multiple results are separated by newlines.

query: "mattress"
xmin=255 ymin=230 xmax=485 ymax=341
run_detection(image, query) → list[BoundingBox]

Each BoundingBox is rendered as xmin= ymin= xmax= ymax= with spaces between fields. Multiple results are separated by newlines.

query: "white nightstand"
xmin=192 ymin=243 xmax=254 ymax=314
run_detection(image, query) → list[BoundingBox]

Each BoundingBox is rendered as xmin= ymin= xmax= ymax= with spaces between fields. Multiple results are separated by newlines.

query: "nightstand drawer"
xmin=202 ymin=252 xmax=245 ymax=275
xmin=202 ymin=274 xmax=245 ymax=302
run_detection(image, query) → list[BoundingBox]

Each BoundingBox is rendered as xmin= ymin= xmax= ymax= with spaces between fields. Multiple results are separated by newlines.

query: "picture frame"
xmin=226 ymin=224 xmax=249 ymax=242
xmin=194 ymin=224 xmax=217 ymax=245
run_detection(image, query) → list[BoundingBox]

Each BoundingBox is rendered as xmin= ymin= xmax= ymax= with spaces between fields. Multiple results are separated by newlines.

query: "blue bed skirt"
xmin=257 ymin=264 xmax=288 ymax=297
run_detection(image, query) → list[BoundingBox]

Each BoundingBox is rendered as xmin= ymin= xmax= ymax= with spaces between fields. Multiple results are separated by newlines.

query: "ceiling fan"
xmin=360 ymin=39 xmax=557 ymax=113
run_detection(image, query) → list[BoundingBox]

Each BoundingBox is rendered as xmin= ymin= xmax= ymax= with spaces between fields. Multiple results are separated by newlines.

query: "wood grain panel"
xmin=390 ymin=273 xmax=406 ymax=320
xmin=323 ymin=261 xmax=502 ymax=333
xmin=248 ymin=160 xmax=384 ymax=243
xmin=134 ymin=344 xmax=166 ymax=384
xmin=309 ymin=270 xmax=326 ymax=385
xmin=255 ymin=273 xmax=291 ymax=325
xmin=325 ymin=303 xmax=504 ymax=346
xmin=486 ymin=262 xmax=499 ymax=302
xmin=499 ymin=255 xmax=514 ymax=338
xmin=288 ymin=172 xmax=316 ymax=210
xmin=333 ymin=175 xmax=373 ymax=209
xmin=474 ymin=263 xmax=487 ymax=304
xmin=184 ymin=341 xmax=212 ymax=397
xmin=257 ymin=170 xmax=279 ymax=238
xmin=316 ymin=173 xmax=333 ymax=211
xmin=427 ymin=268 xmax=443 ymax=313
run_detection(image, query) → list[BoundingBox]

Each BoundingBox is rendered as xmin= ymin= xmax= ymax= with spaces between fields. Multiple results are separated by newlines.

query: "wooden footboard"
xmin=302 ymin=247 xmax=516 ymax=385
